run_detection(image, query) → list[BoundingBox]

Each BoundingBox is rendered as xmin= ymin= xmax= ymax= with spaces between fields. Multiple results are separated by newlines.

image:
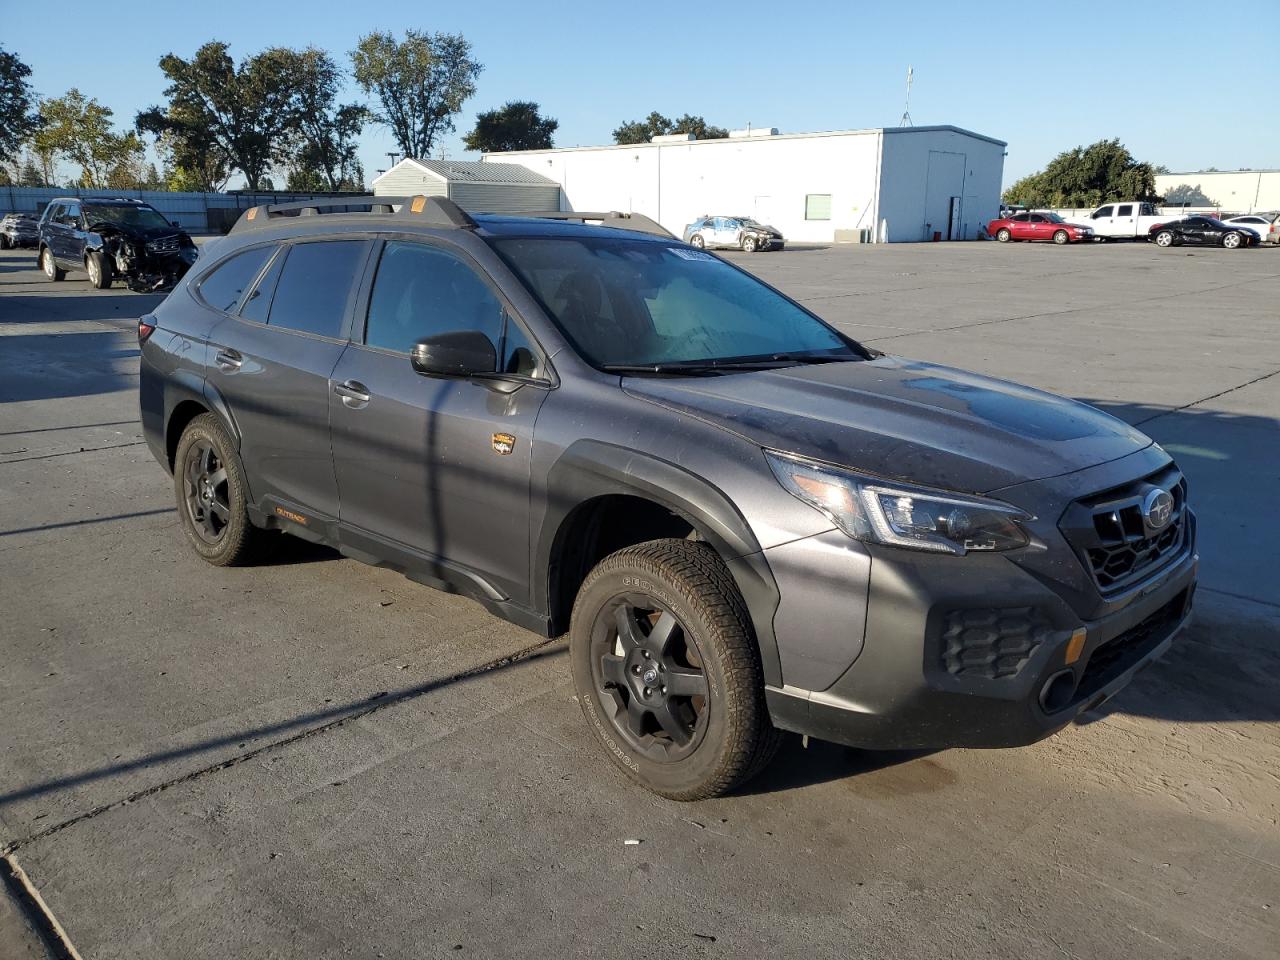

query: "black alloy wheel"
xmin=593 ymin=596 xmax=710 ymax=763
xmin=173 ymin=413 xmax=272 ymax=566
xmin=182 ymin=438 xmax=231 ymax=545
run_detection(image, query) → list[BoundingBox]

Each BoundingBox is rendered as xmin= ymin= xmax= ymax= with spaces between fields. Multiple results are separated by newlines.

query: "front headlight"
xmin=765 ymin=450 xmax=1032 ymax=555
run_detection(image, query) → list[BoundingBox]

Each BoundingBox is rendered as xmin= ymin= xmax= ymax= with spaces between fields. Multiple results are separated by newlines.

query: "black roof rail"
xmin=498 ymin=210 xmax=675 ymax=239
xmin=229 ymin=195 xmax=477 ymax=233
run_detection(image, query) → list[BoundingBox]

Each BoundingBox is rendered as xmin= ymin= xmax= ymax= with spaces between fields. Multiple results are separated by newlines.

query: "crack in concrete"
xmin=1131 ymin=367 xmax=1280 ymax=426
xmin=0 ymin=440 xmax=146 ymax=465
xmin=0 ymin=637 xmax=560 ymax=857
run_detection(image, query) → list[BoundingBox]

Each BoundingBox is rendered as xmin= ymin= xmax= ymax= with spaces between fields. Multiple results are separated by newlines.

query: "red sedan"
xmin=988 ymin=212 xmax=1095 ymax=244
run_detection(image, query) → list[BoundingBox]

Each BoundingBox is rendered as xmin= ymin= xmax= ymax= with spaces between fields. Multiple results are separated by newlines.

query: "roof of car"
xmin=471 ymin=214 xmax=669 ymax=242
xmin=48 ymin=196 xmax=153 ymax=206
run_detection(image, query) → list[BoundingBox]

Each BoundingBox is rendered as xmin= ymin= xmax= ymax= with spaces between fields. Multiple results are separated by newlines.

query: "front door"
xmin=1091 ymin=205 xmax=1117 ymax=237
xmin=330 ymin=239 xmax=551 ymax=603
xmin=206 ymin=238 xmax=373 ymax=521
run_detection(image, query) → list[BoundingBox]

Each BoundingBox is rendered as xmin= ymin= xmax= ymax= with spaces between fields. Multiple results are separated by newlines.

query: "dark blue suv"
xmin=38 ymin=196 xmax=198 ymax=291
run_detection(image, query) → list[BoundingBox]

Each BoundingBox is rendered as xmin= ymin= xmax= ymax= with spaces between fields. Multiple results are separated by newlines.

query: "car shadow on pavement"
xmin=738 ymin=739 xmax=937 ymax=796
xmin=1070 ymin=395 xmax=1280 ymax=726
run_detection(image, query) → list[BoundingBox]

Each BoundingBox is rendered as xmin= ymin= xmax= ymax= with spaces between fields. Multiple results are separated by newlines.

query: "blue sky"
xmin=5 ymin=0 xmax=1277 ymax=187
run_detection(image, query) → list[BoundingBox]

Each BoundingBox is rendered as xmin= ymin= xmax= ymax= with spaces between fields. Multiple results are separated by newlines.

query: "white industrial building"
xmin=1153 ymin=169 xmax=1280 ymax=213
xmin=371 ymin=158 xmax=561 ymax=213
xmin=484 ymin=125 xmax=1007 ymax=243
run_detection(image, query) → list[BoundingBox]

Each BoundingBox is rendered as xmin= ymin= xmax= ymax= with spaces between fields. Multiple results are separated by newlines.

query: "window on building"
xmin=805 ymin=194 xmax=833 ymax=221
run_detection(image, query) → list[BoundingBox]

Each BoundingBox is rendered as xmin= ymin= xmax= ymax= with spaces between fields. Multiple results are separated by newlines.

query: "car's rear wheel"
xmin=87 ymin=252 xmax=112 ymax=289
xmin=173 ymin=413 xmax=272 ymax=566
xmin=41 ymin=247 xmax=65 ymax=281
xmin=1053 ymin=229 xmax=1069 ymax=245
xmin=741 ymin=235 xmax=758 ymax=253
xmin=996 ymin=228 xmax=1011 ymax=242
xmin=571 ymin=538 xmax=781 ymax=800
xmin=690 ymin=234 xmax=705 ymax=249
xmin=1222 ymin=232 xmax=1242 ymax=249
xmin=1154 ymin=230 xmax=1175 ymax=248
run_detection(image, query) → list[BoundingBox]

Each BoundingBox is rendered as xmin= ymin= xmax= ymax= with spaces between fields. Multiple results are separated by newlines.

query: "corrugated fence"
xmin=0 ymin=186 xmax=366 ymax=234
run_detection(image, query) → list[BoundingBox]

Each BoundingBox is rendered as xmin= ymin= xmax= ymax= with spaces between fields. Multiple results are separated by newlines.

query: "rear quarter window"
xmin=197 ymin=246 xmax=275 ymax=313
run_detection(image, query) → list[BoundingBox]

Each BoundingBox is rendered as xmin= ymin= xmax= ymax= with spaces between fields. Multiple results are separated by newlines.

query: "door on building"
xmin=924 ymin=151 xmax=967 ymax=241
xmin=948 ymin=196 xmax=963 ymax=240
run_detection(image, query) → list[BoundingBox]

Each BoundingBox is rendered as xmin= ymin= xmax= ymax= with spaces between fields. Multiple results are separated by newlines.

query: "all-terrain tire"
xmin=571 ymin=538 xmax=781 ymax=800
xmin=173 ymin=413 xmax=273 ymax=566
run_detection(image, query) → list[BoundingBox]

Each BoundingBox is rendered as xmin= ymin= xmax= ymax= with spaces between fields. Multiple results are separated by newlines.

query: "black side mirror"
xmin=410 ymin=331 xmax=497 ymax=378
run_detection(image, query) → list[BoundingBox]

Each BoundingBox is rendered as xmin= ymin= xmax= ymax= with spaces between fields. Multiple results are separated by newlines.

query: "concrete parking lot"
xmin=1 ymin=238 xmax=1277 ymax=959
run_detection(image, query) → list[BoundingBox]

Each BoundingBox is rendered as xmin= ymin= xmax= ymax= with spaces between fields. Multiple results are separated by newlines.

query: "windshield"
xmin=492 ymin=236 xmax=860 ymax=369
xmin=84 ymin=204 xmax=172 ymax=231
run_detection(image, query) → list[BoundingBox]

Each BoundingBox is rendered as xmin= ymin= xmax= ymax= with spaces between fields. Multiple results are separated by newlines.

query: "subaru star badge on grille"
xmin=1142 ymin=488 xmax=1174 ymax=531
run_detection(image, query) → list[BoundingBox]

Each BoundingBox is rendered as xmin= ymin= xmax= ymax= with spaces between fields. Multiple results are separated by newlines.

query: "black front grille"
xmin=1077 ymin=590 xmax=1186 ymax=698
xmin=1060 ymin=465 xmax=1190 ymax=594
xmin=147 ymin=235 xmax=181 ymax=254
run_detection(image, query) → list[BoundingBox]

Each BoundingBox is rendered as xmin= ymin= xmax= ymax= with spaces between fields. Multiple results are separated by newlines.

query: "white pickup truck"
xmin=1070 ymin=202 xmax=1165 ymax=240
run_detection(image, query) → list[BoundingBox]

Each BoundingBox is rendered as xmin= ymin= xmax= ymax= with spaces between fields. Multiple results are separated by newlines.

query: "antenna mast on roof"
xmin=899 ymin=66 xmax=914 ymax=127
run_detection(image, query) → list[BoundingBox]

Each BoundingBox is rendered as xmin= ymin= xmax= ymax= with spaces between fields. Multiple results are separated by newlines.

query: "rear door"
xmin=1008 ymin=213 xmax=1034 ymax=239
xmin=205 ymin=237 xmax=373 ymax=523
xmin=1113 ymin=203 xmax=1136 ymax=237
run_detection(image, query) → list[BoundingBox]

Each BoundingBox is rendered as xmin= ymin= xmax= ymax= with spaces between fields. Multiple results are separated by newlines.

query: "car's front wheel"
xmin=741 ymin=235 xmax=758 ymax=253
xmin=0 ymin=235 xmax=9 ymax=250
xmin=1222 ymin=232 xmax=1243 ymax=249
xmin=571 ymin=538 xmax=781 ymax=800
xmin=173 ymin=413 xmax=272 ymax=566
xmin=87 ymin=252 xmax=112 ymax=289
xmin=1154 ymin=230 xmax=1175 ymax=248
xmin=1053 ymin=229 xmax=1069 ymax=245
xmin=690 ymin=234 xmax=705 ymax=249
xmin=996 ymin=228 xmax=1011 ymax=242
xmin=40 ymin=247 xmax=65 ymax=281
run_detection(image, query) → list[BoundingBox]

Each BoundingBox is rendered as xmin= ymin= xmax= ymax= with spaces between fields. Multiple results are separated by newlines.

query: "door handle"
xmin=215 ymin=348 xmax=242 ymax=371
xmin=333 ymin=379 xmax=371 ymax=407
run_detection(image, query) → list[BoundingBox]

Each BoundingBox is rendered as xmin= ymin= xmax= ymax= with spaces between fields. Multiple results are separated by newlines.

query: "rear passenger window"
xmin=1117 ymin=204 xmax=1134 ymax=216
xmin=267 ymin=240 xmax=368 ymax=339
xmin=198 ymin=246 xmax=274 ymax=312
xmin=364 ymin=241 xmax=504 ymax=354
xmin=239 ymin=248 xmax=285 ymax=324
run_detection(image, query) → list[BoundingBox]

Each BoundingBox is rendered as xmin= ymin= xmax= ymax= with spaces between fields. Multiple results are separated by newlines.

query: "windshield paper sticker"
xmin=669 ymin=247 xmax=717 ymax=261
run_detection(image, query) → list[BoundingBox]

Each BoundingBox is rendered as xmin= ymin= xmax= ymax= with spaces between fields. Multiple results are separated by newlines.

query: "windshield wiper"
xmin=602 ymin=352 xmax=861 ymax=376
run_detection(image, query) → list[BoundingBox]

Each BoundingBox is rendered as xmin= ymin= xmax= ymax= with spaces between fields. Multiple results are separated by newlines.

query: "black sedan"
xmin=0 ymin=213 xmax=40 ymax=249
xmin=1149 ymin=216 xmax=1260 ymax=249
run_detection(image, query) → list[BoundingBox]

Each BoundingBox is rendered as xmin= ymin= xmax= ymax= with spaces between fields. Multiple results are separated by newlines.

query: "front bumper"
xmin=765 ymin=526 xmax=1197 ymax=750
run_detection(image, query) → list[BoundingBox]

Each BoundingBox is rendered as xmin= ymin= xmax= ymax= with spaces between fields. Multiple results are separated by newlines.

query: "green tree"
xmin=284 ymin=48 xmax=367 ymax=190
xmin=463 ymin=100 xmax=557 ymax=153
xmin=1002 ymin=139 xmax=1159 ymax=207
xmin=0 ymin=46 xmax=42 ymax=163
xmin=33 ymin=89 xmax=140 ymax=189
xmin=351 ymin=30 xmax=481 ymax=159
xmin=613 ymin=111 xmax=727 ymax=144
xmin=139 ymin=41 xmax=302 ymax=190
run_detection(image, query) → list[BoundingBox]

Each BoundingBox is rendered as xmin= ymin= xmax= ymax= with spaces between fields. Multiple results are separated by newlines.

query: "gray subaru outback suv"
xmin=139 ymin=196 xmax=1197 ymax=800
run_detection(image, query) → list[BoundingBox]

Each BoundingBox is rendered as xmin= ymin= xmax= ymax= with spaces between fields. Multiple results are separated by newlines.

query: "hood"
xmin=623 ymin=356 xmax=1152 ymax=494
xmin=87 ymin=220 xmax=188 ymax=244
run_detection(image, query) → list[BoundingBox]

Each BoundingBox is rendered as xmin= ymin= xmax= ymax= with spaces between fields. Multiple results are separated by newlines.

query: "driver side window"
xmin=363 ymin=241 xmax=540 ymax=377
